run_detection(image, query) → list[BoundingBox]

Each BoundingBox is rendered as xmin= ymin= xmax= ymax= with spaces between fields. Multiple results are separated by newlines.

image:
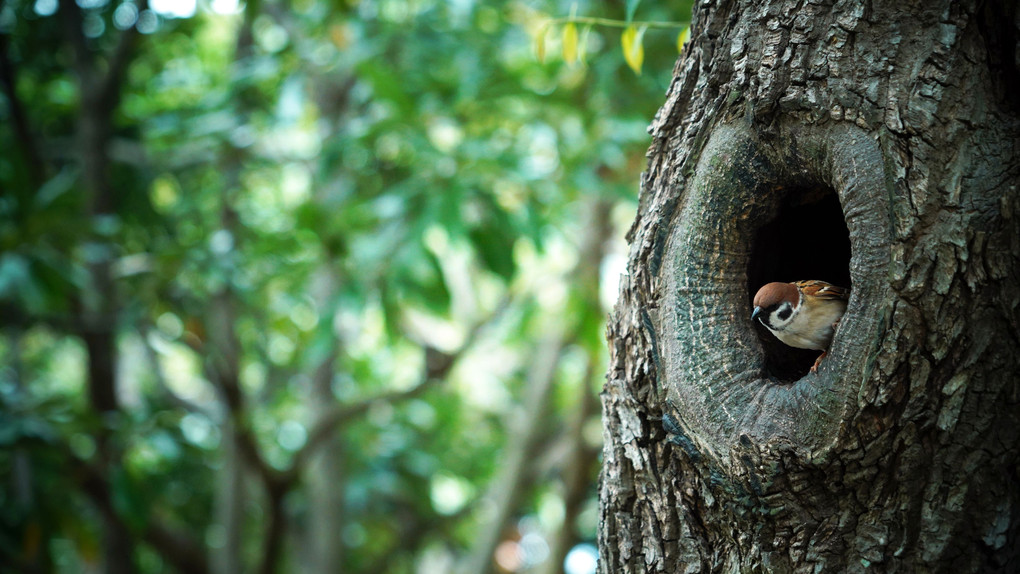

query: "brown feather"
xmin=794 ymin=280 xmax=850 ymax=301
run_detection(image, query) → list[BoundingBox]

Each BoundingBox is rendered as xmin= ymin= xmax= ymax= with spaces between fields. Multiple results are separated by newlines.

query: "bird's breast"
xmin=768 ymin=301 xmax=846 ymax=350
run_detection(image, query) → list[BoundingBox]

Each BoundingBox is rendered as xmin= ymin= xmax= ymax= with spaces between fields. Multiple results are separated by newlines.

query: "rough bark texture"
xmin=599 ymin=0 xmax=1020 ymax=572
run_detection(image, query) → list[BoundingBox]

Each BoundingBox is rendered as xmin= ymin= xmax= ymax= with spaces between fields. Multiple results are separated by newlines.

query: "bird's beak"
xmin=751 ymin=306 xmax=761 ymax=321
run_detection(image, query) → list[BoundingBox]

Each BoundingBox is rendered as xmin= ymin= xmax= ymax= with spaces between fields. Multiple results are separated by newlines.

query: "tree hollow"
xmin=657 ymin=120 xmax=891 ymax=461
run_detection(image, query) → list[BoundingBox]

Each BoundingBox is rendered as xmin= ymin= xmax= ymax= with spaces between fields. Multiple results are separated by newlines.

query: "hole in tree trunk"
xmin=657 ymin=123 xmax=891 ymax=454
xmin=747 ymin=186 xmax=852 ymax=382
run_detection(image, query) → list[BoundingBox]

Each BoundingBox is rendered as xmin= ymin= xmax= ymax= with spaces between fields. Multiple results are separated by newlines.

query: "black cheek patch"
xmin=777 ymin=307 xmax=792 ymax=321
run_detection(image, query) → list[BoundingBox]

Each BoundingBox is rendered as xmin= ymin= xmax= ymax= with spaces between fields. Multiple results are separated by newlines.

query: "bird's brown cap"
xmin=753 ymin=282 xmax=799 ymax=309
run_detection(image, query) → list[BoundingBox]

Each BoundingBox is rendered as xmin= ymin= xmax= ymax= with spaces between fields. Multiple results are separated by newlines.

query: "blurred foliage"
xmin=0 ymin=0 xmax=692 ymax=572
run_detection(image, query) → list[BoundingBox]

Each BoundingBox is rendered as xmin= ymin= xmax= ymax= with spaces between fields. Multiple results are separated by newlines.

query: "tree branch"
xmin=538 ymin=361 xmax=601 ymax=574
xmin=458 ymin=330 xmax=569 ymax=574
xmin=142 ymin=519 xmax=210 ymax=574
xmin=59 ymin=0 xmax=149 ymax=110
xmin=63 ymin=443 xmax=209 ymax=574
xmin=287 ymin=372 xmax=441 ymax=479
xmin=285 ymin=296 xmax=511 ymax=481
xmin=256 ymin=484 xmax=286 ymax=574
xmin=201 ymin=334 xmax=288 ymax=494
xmin=55 ymin=1 xmax=153 ymax=569
xmin=137 ymin=324 xmax=213 ymax=417
xmin=0 ymin=32 xmax=46 ymax=185
xmin=0 ymin=304 xmax=83 ymax=332
xmin=97 ymin=0 xmax=148 ymax=114
xmin=459 ymin=198 xmax=614 ymax=574
xmin=57 ymin=0 xmax=94 ymax=89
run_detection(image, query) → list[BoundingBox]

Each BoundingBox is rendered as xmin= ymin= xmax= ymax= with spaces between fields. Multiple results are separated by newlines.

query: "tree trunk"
xmin=599 ymin=0 xmax=1020 ymax=572
xmin=60 ymin=1 xmax=144 ymax=570
xmin=305 ymin=266 xmax=346 ymax=574
xmin=458 ymin=331 xmax=567 ymax=574
xmin=212 ymin=419 xmax=246 ymax=574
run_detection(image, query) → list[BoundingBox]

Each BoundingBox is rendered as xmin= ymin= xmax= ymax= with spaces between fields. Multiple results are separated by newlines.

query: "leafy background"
xmin=0 ymin=0 xmax=692 ymax=572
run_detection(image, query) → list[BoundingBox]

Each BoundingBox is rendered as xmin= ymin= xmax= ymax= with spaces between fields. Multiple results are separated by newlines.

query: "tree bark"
xmin=305 ymin=266 xmax=347 ymax=574
xmin=59 ymin=1 xmax=147 ymax=571
xmin=599 ymin=0 xmax=1020 ymax=572
xmin=212 ymin=418 xmax=246 ymax=574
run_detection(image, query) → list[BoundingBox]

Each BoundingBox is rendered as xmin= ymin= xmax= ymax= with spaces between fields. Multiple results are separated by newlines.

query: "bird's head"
xmin=752 ymin=282 xmax=800 ymax=330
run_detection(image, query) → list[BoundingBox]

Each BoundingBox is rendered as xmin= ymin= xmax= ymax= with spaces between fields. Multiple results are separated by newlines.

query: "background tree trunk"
xmin=599 ymin=0 xmax=1020 ymax=572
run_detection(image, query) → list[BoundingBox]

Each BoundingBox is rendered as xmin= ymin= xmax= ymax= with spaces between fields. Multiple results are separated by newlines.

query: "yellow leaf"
xmin=535 ymin=22 xmax=550 ymax=63
xmin=562 ymin=22 xmax=579 ymax=65
xmin=621 ymin=25 xmax=646 ymax=75
xmin=677 ymin=26 xmax=691 ymax=52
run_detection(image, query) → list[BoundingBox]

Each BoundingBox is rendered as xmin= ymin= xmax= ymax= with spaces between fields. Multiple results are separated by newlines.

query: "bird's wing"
xmin=795 ymin=280 xmax=850 ymax=300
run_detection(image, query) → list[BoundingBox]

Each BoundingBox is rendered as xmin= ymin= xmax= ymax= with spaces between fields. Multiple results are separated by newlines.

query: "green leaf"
xmin=34 ymin=168 xmax=77 ymax=210
xmin=0 ymin=411 xmax=55 ymax=447
xmin=469 ymin=223 xmax=516 ymax=281
xmin=380 ymin=280 xmax=402 ymax=340
xmin=388 ymin=241 xmax=452 ymax=315
xmin=356 ymin=61 xmax=415 ymax=115
xmin=0 ymin=254 xmax=31 ymax=298
xmin=415 ymin=249 xmax=452 ymax=314
xmin=110 ymin=466 xmax=148 ymax=532
xmin=625 ymin=0 xmax=641 ymax=22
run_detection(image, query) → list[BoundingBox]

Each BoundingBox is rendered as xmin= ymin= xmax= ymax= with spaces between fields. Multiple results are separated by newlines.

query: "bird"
xmin=751 ymin=280 xmax=850 ymax=373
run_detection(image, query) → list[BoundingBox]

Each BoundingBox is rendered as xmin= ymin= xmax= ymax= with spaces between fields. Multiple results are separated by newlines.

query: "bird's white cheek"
xmin=768 ymin=311 xmax=792 ymax=330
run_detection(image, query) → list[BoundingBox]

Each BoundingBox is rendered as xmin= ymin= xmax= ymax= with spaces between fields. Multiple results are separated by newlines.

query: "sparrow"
xmin=751 ymin=280 xmax=850 ymax=373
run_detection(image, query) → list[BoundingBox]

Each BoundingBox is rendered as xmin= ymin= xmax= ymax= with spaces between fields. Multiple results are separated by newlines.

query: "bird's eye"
xmin=777 ymin=305 xmax=792 ymax=321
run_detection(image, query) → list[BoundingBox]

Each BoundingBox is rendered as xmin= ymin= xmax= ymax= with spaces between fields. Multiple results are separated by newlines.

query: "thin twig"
xmin=544 ymin=16 xmax=688 ymax=29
